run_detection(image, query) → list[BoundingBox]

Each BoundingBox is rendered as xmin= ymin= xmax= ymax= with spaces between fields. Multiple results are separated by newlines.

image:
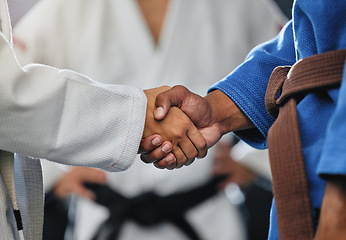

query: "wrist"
xmin=204 ymin=90 xmax=253 ymax=135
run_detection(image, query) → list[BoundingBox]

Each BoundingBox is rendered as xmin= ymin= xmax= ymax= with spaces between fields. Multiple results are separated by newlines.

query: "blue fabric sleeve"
xmin=317 ymin=62 xmax=346 ymax=176
xmin=209 ymin=21 xmax=296 ymax=149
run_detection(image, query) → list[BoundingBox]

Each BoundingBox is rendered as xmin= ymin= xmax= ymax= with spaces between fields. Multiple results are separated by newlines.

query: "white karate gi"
xmin=0 ymin=0 xmax=147 ymax=239
xmin=13 ymin=0 xmax=286 ymax=239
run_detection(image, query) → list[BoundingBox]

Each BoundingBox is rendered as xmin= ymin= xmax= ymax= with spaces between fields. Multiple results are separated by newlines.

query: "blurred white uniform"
xmin=7 ymin=0 xmax=37 ymax=26
xmin=13 ymin=0 xmax=286 ymax=239
xmin=0 ymin=0 xmax=147 ymax=239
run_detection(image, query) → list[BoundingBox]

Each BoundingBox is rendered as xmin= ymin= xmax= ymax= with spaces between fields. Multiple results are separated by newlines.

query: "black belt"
xmin=84 ymin=174 xmax=228 ymax=240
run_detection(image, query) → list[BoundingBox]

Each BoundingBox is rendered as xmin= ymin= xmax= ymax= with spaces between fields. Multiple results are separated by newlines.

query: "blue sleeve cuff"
xmin=208 ymin=22 xmax=296 ymax=149
xmin=209 ymin=82 xmax=271 ymax=149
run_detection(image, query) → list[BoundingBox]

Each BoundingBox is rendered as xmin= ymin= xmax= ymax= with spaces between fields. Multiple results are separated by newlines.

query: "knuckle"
xmin=171 ymin=128 xmax=184 ymax=139
xmin=188 ymin=149 xmax=198 ymax=160
xmin=156 ymin=93 xmax=164 ymax=102
xmin=176 ymin=156 xmax=187 ymax=168
xmin=197 ymin=141 xmax=207 ymax=155
xmin=175 ymin=85 xmax=187 ymax=93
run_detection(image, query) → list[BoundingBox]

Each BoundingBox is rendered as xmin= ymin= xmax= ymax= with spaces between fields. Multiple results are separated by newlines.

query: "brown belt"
xmin=265 ymin=49 xmax=346 ymax=240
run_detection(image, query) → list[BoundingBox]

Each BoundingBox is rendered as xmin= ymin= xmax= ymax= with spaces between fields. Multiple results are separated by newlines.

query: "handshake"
xmin=139 ymin=85 xmax=253 ymax=170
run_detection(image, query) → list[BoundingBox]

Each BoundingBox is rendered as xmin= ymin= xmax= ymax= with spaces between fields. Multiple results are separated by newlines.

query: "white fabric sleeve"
xmin=0 ymin=32 xmax=147 ymax=172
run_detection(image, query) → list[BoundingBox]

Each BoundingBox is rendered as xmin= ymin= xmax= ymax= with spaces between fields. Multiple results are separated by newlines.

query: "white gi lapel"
xmin=144 ymin=0 xmax=215 ymax=91
xmin=112 ymin=0 xmax=181 ymax=89
xmin=143 ymin=0 xmax=180 ymax=87
xmin=113 ymin=0 xmax=153 ymax=80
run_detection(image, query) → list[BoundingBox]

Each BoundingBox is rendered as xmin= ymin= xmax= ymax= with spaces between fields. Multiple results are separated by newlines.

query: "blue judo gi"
xmin=210 ymin=0 xmax=346 ymax=239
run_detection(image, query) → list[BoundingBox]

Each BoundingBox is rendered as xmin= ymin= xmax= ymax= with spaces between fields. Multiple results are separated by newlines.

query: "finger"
xmin=187 ymin=127 xmax=208 ymax=159
xmin=185 ymin=157 xmax=196 ymax=167
xmin=140 ymin=141 xmax=173 ymax=163
xmin=154 ymin=85 xmax=190 ymax=120
xmin=176 ymin=138 xmax=198 ymax=166
xmin=138 ymin=134 xmax=163 ymax=154
xmin=171 ymin=146 xmax=188 ymax=169
xmin=154 ymin=153 xmax=176 ymax=169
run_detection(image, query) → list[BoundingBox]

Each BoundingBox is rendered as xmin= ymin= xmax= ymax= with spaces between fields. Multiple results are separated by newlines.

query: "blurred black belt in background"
xmin=84 ymin=174 xmax=227 ymax=240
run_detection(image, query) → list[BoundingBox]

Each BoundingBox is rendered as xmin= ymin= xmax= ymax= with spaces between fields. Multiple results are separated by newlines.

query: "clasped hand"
xmin=140 ymin=85 xmax=253 ymax=170
xmin=141 ymin=86 xmax=207 ymax=169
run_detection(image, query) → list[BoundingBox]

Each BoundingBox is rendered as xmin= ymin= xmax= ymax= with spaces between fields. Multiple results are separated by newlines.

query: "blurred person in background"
xmin=13 ymin=0 xmax=287 ymax=239
xmin=213 ymin=137 xmax=273 ymax=240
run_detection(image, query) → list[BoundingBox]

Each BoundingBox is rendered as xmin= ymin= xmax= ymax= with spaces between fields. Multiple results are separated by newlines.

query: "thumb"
xmin=154 ymin=85 xmax=190 ymax=120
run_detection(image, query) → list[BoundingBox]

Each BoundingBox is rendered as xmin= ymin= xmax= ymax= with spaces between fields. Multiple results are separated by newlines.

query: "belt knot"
xmin=265 ymin=66 xmax=291 ymax=118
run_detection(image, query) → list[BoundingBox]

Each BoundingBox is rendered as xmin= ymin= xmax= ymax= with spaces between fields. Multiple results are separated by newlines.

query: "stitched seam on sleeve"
xmin=111 ymin=86 xmax=135 ymax=169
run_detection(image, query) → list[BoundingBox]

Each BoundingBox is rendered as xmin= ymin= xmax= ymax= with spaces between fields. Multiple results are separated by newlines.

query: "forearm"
xmin=205 ymin=90 xmax=254 ymax=135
